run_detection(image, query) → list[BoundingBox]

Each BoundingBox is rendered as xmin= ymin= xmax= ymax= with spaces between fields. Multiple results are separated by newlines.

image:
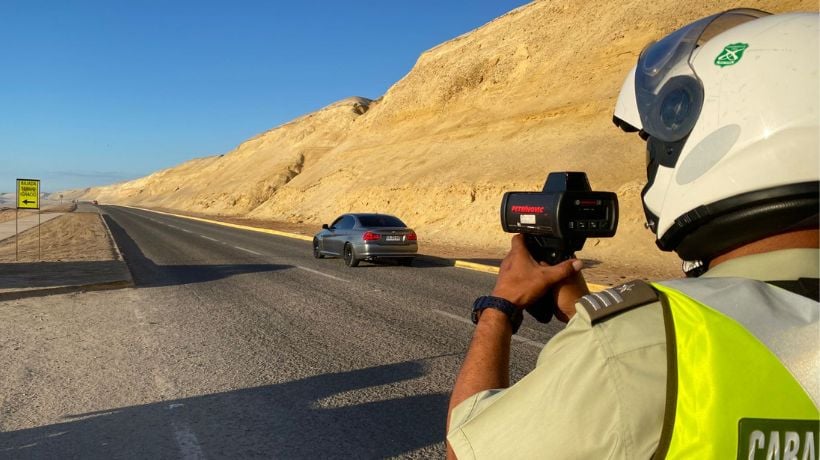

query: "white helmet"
xmin=613 ymin=9 xmax=819 ymax=269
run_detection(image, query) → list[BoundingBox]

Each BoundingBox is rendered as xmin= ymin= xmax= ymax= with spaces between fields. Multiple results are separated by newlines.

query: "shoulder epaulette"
xmin=580 ymin=279 xmax=659 ymax=324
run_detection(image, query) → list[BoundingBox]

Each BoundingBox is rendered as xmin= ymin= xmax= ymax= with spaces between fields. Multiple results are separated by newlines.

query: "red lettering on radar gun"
xmin=511 ymin=205 xmax=545 ymax=214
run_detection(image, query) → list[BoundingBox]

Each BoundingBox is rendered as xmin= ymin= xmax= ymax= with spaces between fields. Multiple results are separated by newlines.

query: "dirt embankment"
xmin=76 ymin=0 xmax=815 ymax=280
xmin=0 ymin=212 xmax=116 ymax=263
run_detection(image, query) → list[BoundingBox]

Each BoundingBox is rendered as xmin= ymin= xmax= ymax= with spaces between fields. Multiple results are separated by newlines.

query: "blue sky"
xmin=0 ymin=1 xmax=530 ymax=193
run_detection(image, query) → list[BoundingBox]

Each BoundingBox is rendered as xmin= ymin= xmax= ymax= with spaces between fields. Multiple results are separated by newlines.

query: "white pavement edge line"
xmin=98 ymin=210 xmax=125 ymax=262
xmin=234 ymin=246 xmax=262 ymax=256
xmin=199 ymin=235 xmax=218 ymax=242
xmin=171 ymin=418 xmax=205 ymax=460
xmin=297 ymin=266 xmax=350 ymax=283
xmin=433 ymin=309 xmax=545 ymax=350
xmin=131 ymin=300 xmax=204 ymax=460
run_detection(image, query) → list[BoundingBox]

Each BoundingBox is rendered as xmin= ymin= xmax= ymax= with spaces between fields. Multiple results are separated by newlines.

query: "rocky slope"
xmin=80 ymin=0 xmax=815 ymax=275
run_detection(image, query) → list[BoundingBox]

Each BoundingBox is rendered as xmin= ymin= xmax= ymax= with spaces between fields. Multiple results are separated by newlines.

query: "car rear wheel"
xmin=343 ymin=243 xmax=359 ymax=267
xmin=313 ymin=239 xmax=324 ymax=259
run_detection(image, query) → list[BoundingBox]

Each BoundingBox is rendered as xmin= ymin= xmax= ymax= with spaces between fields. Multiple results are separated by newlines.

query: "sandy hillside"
xmin=79 ymin=0 xmax=815 ymax=277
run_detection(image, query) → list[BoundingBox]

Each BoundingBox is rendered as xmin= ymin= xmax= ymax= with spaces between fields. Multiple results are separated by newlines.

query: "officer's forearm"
xmin=447 ymin=309 xmax=512 ymax=458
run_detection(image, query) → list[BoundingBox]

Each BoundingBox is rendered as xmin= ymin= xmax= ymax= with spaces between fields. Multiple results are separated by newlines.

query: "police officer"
xmin=447 ymin=9 xmax=819 ymax=459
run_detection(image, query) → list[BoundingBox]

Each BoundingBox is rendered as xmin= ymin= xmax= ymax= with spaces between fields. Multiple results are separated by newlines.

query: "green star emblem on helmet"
xmin=715 ymin=43 xmax=750 ymax=67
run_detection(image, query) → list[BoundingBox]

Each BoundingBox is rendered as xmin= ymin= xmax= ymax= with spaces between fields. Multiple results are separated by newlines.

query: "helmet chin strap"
xmin=667 ymin=184 xmax=819 ymax=264
xmin=682 ymin=259 xmax=708 ymax=278
xmin=646 ymin=183 xmax=819 ymax=277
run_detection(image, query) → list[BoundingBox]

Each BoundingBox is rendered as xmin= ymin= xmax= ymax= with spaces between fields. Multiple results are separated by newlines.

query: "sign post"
xmin=16 ymin=179 xmax=41 ymax=261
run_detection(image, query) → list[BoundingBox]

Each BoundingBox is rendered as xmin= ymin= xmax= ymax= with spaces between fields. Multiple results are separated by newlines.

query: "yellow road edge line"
xmin=454 ymin=260 xmax=499 ymax=274
xmin=125 ymin=206 xmax=609 ymax=291
xmin=127 ymin=206 xmax=314 ymax=241
xmin=453 ymin=260 xmax=608 ymax=291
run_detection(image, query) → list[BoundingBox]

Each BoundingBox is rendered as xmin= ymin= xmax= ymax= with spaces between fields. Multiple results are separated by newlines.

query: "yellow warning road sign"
xmin=17 ymin=178 xmax=40 ymax=209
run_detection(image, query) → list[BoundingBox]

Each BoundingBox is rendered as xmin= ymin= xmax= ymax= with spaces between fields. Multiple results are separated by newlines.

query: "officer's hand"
xmin=552 ymin=267 xmax=589 ymax=322
xmin=491 ymin=234 xmax=584 ymax=311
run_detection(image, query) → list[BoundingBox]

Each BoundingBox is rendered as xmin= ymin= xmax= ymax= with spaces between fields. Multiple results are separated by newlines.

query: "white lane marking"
xmin=511 ymin=334 xmax=547 ymax=350
xmin=234 ymin=246 xmax=262 ymax=255
xmin=133 ymin=306 xmax=147 ymax=325
xmin=433 ymin=309 xmax=473 ymax=326
xmin=199 ymin=235 xmax=218 ymax=242
xmin=171 ymin=420 xmax=205 ymax=460
xmin=432 ymin=309 xmax=546 ymax=350
xmin=180 ymin=229 xmax=192 ymax=233
xmin=297 ymin=266 xmax=350 ymax=283
xmin=132 ymin=301 xmax=204 ymax=460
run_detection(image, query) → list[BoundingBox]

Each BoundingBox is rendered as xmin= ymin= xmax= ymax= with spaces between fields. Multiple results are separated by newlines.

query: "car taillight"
xmin=362 ymin=231 xmax=380 ymax=241
xmin=406 ymin=231 xmax=417 ymax=241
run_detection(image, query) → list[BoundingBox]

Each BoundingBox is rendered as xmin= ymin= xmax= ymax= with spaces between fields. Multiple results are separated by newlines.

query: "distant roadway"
xmin=0 ymin=205 xmax=564 ymax=458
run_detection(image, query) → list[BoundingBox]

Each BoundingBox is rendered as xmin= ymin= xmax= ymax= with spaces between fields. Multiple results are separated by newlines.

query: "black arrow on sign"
xmin=22 ymin=199 xmax=35 ymax=204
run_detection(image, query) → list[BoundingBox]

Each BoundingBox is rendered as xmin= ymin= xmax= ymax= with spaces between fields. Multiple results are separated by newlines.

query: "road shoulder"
xmin=0 ymin=207 xmax=133 ymax=300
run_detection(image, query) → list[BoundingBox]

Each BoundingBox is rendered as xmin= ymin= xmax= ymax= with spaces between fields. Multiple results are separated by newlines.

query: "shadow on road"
xmin=104 ymin=215 xmax=290 ymax=288
xmin=0 ymin=359 xmax=449 ymax=458
xmin=351 ymin=254 xmax=503 ymax=269
xmin=0 ymin=260 xmax=130 ymax=290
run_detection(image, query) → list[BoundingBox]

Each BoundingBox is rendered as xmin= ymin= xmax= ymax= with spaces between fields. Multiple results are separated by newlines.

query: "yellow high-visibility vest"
xmin=652 ymin=282 xmax=819 ymax=460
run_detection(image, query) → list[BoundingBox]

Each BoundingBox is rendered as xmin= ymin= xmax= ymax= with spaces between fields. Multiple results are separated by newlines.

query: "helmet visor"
xmin=635 ymin=9 xmax=769 ymax=143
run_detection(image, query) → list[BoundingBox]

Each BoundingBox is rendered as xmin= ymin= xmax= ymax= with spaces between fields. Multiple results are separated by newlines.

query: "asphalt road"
xmin=0 ymin=205 xmax=565 ymax=459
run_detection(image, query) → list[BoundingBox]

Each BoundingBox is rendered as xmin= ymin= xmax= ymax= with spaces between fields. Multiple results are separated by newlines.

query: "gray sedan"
xmin=313 ymin=213 xmax=418 ymax=267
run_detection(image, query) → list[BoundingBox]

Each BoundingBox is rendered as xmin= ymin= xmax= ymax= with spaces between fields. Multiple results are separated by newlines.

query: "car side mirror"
xmin=322 ymin=224 xmax=329 ymax=229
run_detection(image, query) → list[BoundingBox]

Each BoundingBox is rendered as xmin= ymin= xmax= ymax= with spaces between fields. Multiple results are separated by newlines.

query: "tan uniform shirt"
xmin=447 ymin=248 xmax=819 ymax=459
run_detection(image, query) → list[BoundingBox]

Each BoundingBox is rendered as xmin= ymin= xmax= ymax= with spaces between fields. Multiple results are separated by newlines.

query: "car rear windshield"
xmin=358 ymin=215 xmax=406 ymax=227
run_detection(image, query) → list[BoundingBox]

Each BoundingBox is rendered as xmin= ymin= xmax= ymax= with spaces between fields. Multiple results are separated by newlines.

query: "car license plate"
xmin=386 ymin=235 xmax=401 ymax=242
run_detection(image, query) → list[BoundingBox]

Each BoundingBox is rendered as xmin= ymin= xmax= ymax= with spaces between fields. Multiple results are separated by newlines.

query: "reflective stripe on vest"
xmin=651 ymin=281 xmax=819 ymax=459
